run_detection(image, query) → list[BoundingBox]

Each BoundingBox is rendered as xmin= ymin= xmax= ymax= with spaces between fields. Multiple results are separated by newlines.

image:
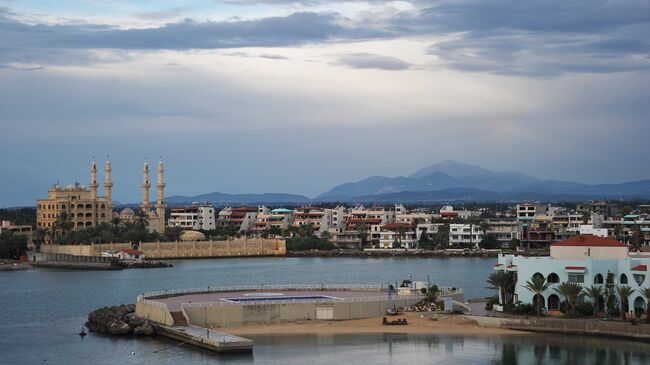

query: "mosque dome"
xmin=180 ymin=230 xmax=206 ymax=241
xmin=119 ymin=208 xmax=135 ymax=217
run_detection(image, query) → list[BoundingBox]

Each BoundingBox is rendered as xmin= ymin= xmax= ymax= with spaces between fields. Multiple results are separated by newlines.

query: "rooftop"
xmin=551 ymin=234 xmax=627 ymax=248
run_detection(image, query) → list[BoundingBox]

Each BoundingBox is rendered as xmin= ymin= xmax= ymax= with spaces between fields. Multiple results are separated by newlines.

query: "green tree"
xmin=432 ymin=224 xmax=449 ymax=249
xmin=583 ymin=285 xmax=604 ymax=317
xmin=554 ymin=282 xmax=583 ymax=315
xmin=524 ymin=276 xmax=551 ymax=316
xmin=355 ymin=223 xmax=368 ymax=249
xmin=134 ymin=210 xmax=149 ymax=230
xmin=479 ymin=234 xmax=499 ymax=249
xmin=604 ymin=272 xmax=619 ymax=317
xmin=486 ymin=271 xmax=515 ymax=307
xmin=0 ymin=231 xmax=28 ymax=259
xmin=53 ymin=212 xmax=73 ymax=243
xmin=616 ymin=285 xmax=636 ymax=320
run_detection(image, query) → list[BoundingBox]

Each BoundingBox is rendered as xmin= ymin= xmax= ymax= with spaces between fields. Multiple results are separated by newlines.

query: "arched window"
xmin=634 ymin=297 xmax=646 ymax=313
xmin=533 ymin=294 xmax=545 ymax=309
xmin=594 ymin=274 xmax=604 ymax=284
xmin=620 ymin=274 xmax=628 ymax=284
xmin=85 ymin=204 xmax=92 ymax=209
xmin=533 ymin=272 xmax=545 ymax=281
xmin=547 ymin=273 xmax=560 ymax=283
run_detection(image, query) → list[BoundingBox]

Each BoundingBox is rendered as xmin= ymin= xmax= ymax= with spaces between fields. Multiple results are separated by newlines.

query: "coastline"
xmin=286 ymin=249 xmax=548 ymax=258
xmin=224 ymin=313 xmax=524 ymax=336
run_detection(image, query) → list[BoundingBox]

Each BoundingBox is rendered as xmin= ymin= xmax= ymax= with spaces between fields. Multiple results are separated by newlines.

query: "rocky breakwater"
xmin=86 ymin=304 xmax=155 ymax=336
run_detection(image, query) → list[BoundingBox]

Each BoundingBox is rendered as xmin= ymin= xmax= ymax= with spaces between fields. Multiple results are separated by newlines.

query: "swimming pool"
xmin=224 ymin=295 xmax=338 ymax=303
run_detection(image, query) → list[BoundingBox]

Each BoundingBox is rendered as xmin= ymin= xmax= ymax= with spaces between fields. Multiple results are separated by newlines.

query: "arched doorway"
xmin=620 ymin=274 xmax=628 ymax=284
xmin=547 ymin=294 xmax=560 ymax=310
xmin=634 ymin=296 xmax=646 ymax=313
xmin=533 ymin=294 xmax=545 ymax=310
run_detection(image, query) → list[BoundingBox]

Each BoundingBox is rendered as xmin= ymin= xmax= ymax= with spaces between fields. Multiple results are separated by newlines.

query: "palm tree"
xmin=616 ymin=285 xmax=636 ymax=320
xmin=554 ymin=282 xmax=583 ymax=315
xmin=584 ymin=285 xmax=604 ymax=317
xmin=524 ymin=276 xmax=551 ymax=316
xmin=355 ymin=223 xmax=368 ymax=249
xmin=642 ymin=288 xmax=650 ymax=324
xmin=53 ymin=212 xmax=73 ymax=243
xmin=134 ymin=210 xmax=149 ymax=230
xmin=486 ymin=271 xmax=515 ymax=307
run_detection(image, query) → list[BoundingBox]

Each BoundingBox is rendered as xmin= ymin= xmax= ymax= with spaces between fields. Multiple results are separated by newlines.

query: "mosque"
xmin=36 ymin=159 xmax=166 ymax=235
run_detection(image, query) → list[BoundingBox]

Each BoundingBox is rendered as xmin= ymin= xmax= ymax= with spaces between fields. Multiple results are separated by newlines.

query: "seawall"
xmin=40 ymin=238 xmax=286 ymax=259
xmin=470 ymin=315 xmax=650 ymax=342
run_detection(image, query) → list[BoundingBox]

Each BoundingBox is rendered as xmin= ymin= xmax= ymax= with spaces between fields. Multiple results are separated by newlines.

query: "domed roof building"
xmin=119 ymin=208 xmax=135 ymax=220
xmin=180 ymin=230 xmax=206 ymax=241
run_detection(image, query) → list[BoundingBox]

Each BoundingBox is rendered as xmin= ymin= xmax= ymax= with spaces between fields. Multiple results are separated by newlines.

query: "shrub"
xmin=575 ymin=303 xmax=594 ymax=317
xmin=510 ymin=304 xmax=536 ymax=316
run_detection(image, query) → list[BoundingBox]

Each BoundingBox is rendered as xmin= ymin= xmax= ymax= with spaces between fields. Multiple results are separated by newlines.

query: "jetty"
xmin=154 ymin=325 xmax=253 ymax=352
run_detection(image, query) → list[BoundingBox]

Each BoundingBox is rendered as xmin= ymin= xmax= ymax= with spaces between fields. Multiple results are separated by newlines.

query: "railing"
xmin=137 ymin=297 xmax=169 ymax=309
xmin=139 ymin=284 xmax=462 ymax=300
xmin=181 ymin=293 xmax=425 ymax=309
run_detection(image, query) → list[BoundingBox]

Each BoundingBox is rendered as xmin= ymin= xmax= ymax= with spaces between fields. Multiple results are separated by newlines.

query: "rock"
xmin=133 ymin=321 xmax=155 ymax=336
xmin=108 ymin=320 xmax=132 ymax=335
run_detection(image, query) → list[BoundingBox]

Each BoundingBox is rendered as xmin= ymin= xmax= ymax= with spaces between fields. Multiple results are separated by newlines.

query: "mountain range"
xmin=166 ymin=160 xmax=650 ymax=205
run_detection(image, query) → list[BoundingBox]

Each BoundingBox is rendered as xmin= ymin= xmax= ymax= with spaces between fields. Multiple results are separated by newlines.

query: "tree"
xmin=584 ymin=285 xmax=604 ymax=317
xmin=134 ymin=210 xmax=149 ymax=230
xmin=432 ymin=224 xmax=449 ymax=249
xmin=355 ymin=223 xmax=368 ymax=249
xmin=486 ymin=271 xmax=515 ymax=307
xmin=604 ymin=272 xmax=618 ymax=317
xmin=554 ymin=282 xmax=583 ymax=315
xmin=479 ymin=235 xmax=499 ymax=249
xmin=524 ymin=276 xmax=551 ymax=316
xmin=616 ymin=285 xmax=636 ymax=320
xmin=53 ymin=212 xmax=73 ymax=243
xmin=0 ymin=231 xmax=28 ymax=259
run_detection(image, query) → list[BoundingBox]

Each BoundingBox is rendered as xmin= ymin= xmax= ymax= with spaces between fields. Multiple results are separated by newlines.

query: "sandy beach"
xmin=226 ymin=313 xmax=523 ymax=336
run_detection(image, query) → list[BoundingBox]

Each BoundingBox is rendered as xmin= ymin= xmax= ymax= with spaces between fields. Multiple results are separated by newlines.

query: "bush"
xmin=285 ymin=236 xmax=336 ymax=251
xmin=510 ymin=304 xmax=536 ymax=316
xmin=575 ymin=303 xmax=594 ymax=317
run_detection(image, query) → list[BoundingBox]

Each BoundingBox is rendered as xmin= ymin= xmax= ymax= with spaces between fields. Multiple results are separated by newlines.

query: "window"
xmin=533 ymin=272 xmax=545 ymax=281
xmin=620 ymin=274 xmax=628 ymax=284
xmin=594 ymin=274 xmax=604 ymax=284
xmin=547 ymin=273 xmax=560 ymax=283
xmin=569 ymin=274 xmax=584 ymax=283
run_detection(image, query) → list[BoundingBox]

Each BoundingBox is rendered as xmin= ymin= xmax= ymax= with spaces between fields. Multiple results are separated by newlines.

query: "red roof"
xmin=552 ymin=234 xmax=626 ymax=248
xmin=507 ymin=265 xmax=517 ymax=268
xmin=632 ymin=265 xmax=648 ymax=271
xmin=381 ymin=223 xmax=412 ymax=230
xmin=120 ymin=248 xmax=144 ymax=255
xmin=494 ymin=264 xmax=503 ymax=267
xmin=565 ymin=266 xmax=586 ymax=270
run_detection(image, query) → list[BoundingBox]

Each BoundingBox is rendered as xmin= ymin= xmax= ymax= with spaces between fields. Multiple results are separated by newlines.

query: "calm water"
xmin=2 ymin=257 xmax=650 ymax=364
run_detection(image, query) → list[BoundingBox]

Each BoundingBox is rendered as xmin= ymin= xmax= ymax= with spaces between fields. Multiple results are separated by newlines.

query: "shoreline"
xmin=223 ymin=313 xmax=524 ymax=337
xmin=286 ymin=250 xmax=549 ymax=258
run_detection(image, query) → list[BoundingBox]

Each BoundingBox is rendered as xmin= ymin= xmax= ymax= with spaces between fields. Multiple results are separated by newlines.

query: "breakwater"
xmin=40 ymin=238 xmax=286 ymax=259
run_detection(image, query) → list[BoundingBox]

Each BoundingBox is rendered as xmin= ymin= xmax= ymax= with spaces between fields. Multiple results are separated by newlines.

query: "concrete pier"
xmin=154 ymin=324 xmax=253 ymax=353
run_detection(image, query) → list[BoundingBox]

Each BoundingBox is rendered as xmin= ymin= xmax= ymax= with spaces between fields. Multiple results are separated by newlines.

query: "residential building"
xmin=496 ymin=235 xmax=649 ymax=314
xmin=378 ymin=223 xmax=417 ymax=249
xmin=449 ymin=223 xmax=484 ymax=248
xmin=485 ymin=220 xmax=521 ymax=247
xmin=577 ymin=201 xmax=619 ymax=219
xmin=217 ymin=206 xmax=258 ymax=232
xmin=252 ymin=207 xmax=293 ymax=234
xmin=516 ymin=203 xmax=548 ymax=222
xmin=168 ymin=205 xmax=216 ymax=230
xmin=0 ymin=220 xmax=33 ymax=246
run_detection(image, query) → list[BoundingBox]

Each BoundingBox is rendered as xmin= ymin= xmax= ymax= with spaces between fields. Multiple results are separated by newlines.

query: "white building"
xmin=516 ymin=203 xmax=548 ymax=222
xmin=168 ymin=205 xmax=216 ymax=230
xmin=449 ymin=223 xmax=484 ymax=248
xmin=496 ymin=234 xmax=650 ymax=313
xmin=579 ymin=224 xmax=608 ymax=238
xmin=378 ymin=223 xmax=417 ymax=249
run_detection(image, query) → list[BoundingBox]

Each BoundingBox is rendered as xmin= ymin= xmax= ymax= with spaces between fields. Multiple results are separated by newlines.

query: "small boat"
xmin=79 ymin=328 xmax=87 ymax=337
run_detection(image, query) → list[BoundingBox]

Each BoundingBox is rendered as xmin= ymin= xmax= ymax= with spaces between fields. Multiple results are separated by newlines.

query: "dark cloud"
xmin=0 ymin=9 xmax=385 ymax=64
xmin=337 ymin=53 xmax=411 ymax=70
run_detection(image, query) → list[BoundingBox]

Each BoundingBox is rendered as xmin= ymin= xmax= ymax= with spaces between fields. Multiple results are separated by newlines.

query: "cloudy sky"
xmin=1 ymin=0 xmax=649 ymax=206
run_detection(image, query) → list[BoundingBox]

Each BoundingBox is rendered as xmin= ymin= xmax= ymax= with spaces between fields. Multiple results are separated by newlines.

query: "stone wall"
xmin=182 ymin=296 xmax=423 ymax=328
xmin=40 ymin=238 xmax=286 ymax=259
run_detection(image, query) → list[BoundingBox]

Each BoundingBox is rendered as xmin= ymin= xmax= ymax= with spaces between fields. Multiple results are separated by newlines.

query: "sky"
xmin=0 ymin=0 xmax=649 ymax=206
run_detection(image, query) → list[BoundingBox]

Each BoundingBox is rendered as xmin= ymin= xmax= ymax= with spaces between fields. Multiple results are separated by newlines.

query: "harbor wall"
xmin=181 ymin=297 xmax=422 ymax=328
xmin=40 ymin=238 xmax=286 ymax=259
xmin=470 ymin=316 xmax=650 ymax=341
xmin=135 ymin=300 xmax=174 ymax=326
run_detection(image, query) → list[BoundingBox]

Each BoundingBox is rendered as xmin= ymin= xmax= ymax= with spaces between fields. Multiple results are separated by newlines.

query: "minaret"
xmin=155 ymin=159 xmax=167 ymax=232
xmin=90 ymin=160 xmax=98 ymax=200
xmin=141 ymin=160 xmax=152 ymax=213
xmin=104 ymin=159 xmax=113 ymax=203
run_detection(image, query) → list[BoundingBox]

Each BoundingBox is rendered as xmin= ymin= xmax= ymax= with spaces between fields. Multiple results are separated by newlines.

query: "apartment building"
xmin=252 ymin=207 xmax=293 ymax=233
xmin=217 ymin=206 xmax=258 ymax=232
xmin=168 ymin=205 xmax=216 ymax=230
xmin=449 ymin=223 xmax=484 ymax=248
xmin=516 ymin=203 xmax=548 ymax=222
xmin=485 ymin=220 xmax=521 ymax=247
xmin=378 ymin=223 xmax=417 ymax=249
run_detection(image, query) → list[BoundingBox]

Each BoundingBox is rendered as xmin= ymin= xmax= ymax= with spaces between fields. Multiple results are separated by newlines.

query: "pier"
xmin=154 ymin=324 xmax=253 ymax=353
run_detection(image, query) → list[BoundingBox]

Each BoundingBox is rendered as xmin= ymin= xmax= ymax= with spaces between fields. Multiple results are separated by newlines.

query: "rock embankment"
xmin=86 ymin=304 xmax=155 ymax=336
xmin=404 ymin=300 xmax=443 ymax=312
xmin=121 ymin=260 xmax=173 ymax=269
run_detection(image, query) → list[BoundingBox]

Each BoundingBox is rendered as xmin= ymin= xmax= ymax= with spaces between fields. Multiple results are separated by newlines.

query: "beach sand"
xmin=225 ymin=313 xmax=522 ymax=336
